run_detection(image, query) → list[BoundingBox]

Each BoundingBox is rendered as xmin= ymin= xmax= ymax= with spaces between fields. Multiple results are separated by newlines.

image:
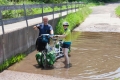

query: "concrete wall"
xmin=0 ymin=35 xmax=4 ymax=63
xmin=0 ymin=16 xmax=64 ymax=64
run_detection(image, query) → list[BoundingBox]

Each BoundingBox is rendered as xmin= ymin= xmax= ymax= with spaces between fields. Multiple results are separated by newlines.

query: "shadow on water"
xmin=8 ymin=31 xmax=120 ymax=80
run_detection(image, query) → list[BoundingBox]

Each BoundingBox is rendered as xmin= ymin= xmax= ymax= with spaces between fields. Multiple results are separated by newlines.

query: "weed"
xmin=0 ymin=53 xmax=26 ymax=72
xmin=115 ymin=5 xmax=120 ymax=17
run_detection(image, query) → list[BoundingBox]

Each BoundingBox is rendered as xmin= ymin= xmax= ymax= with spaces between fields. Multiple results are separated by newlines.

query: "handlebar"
xmin=39 ymin=34 xmax=59 ymax=37
xmin=38 ymin=34 xmax=62 ymax=41
xmin=39 ymin=34 xmax=51 ymax=38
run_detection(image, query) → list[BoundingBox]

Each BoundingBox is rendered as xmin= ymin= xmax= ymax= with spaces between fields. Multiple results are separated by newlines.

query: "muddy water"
xmin=8 ymin=31 xmax=120 ymax=80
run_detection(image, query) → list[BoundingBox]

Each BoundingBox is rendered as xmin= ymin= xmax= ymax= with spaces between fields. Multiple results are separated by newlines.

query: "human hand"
xmin=33 ymin=26 xmax=37 ymax=30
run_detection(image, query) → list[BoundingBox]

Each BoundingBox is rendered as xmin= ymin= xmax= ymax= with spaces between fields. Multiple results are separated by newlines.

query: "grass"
xmin=86 ymin=2 xmax=104 ymax=7
xmin=55 ymin=6 xmax=92 ymax=34
xmin=0 ymin=1 xmax=40 ymax=5
xmin=0 ymin=53 xmax=26 ymax=72
xmin=114 ymin=78 xmax=120 ymax=80
xmin=1 ymin=3 xmax=83 ymax=20
xmin=54 ymin=2 xmax=106 ymax=35
xmin=115 ymin=5 xmax=120 ymax=17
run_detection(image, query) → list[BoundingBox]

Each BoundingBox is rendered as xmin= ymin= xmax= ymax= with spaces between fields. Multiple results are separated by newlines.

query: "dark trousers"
xmin=36 ymin=37 xmax=50 ymax=52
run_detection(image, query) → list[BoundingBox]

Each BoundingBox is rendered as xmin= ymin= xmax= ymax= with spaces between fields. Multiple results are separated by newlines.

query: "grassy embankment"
xmin=55 ymin=6 xmax=92 ymax=33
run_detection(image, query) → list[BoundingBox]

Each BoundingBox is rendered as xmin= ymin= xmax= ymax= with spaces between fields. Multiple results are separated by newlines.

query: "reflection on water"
xmin=8 ymin=31 xmax=120 ymax=80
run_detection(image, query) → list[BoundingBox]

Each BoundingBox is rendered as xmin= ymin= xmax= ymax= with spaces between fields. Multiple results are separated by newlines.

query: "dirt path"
xmin=74 ymin=3 xmax=120 ymax=32
xmin=1 ymin=3 xmax=120 ymax=80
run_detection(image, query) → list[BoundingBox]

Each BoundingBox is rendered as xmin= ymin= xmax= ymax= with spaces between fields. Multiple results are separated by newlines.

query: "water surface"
xmin=8 ymin=31 xmax=120 ymax=80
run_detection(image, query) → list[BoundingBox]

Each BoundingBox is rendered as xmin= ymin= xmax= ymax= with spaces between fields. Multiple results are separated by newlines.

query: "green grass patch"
xmin=114 ymin=78 xmax=120 ymax=80
xmin=86 ymin=2 xmax=104 ymax=7
xmin=0 ymin=53 xmax=26 ymax=72
xmin=115 ymin=5 xmax=120 ymax=17
xmin=55 ymin=7 xmax=92 ymax=34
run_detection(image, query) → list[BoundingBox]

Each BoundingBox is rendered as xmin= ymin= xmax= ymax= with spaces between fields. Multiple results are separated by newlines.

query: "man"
xmin=56 ymin=22 xmax=72 ymax=68
xmin=33 ymin=17 xmax=54 ymax=52
xmin=33 ymin=17 xmax=54 ymax=36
